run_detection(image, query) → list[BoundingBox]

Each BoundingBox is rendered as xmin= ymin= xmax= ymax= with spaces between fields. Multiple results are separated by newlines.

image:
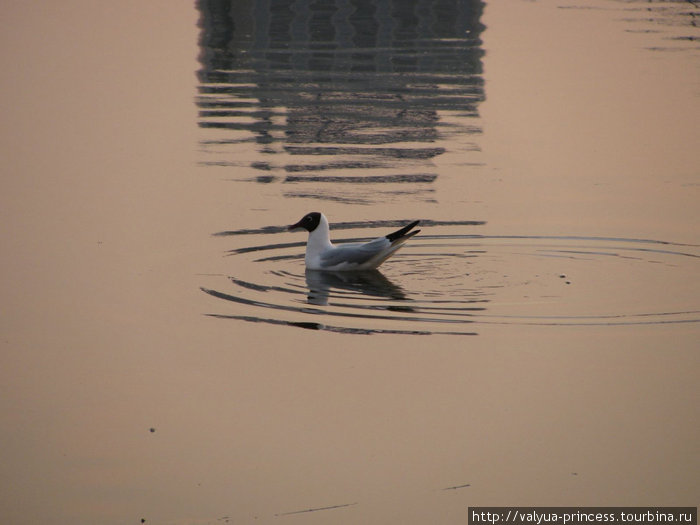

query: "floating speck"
xmin=443 ymin=482 xmax=471 ymax=490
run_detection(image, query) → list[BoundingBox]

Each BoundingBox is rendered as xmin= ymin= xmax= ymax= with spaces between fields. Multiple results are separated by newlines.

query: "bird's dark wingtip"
xmin=386 ymin=220 xmax=421 ymax=242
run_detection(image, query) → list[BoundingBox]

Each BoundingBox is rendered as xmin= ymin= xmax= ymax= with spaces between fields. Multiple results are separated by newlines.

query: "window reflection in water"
xmin=196 ymin=0 xmax=485 ymax=203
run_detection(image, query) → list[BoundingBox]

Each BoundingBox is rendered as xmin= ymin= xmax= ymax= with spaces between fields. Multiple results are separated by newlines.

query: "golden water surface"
xmin=1 ymin=1 xmax=698 ymax=524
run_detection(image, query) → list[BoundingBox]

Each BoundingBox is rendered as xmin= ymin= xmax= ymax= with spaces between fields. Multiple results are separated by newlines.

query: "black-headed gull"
xmin=288 ymin=212 xmax=420 ymax=271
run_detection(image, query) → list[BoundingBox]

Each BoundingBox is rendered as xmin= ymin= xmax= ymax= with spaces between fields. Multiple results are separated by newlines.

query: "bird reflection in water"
xmin=304 ymin=269 xmax=414 ymax=311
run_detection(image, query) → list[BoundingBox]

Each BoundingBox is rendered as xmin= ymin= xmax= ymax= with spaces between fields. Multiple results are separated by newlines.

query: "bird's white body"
xmin=289 ymin=212 xmax=420 ymax=271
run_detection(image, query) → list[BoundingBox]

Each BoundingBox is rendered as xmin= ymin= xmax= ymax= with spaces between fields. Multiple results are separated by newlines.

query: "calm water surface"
xmin=1 ymin=1 xmax=698 ymax=524
xmin=196 ymin=0 xmax=699 ymax=335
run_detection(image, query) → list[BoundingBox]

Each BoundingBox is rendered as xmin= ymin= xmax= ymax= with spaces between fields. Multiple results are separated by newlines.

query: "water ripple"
xmin=202 ymin=223 xmax=700 ymax=334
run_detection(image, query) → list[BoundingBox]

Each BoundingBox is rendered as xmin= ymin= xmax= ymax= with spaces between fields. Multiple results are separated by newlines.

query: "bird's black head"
xmin=288 ymin=212 xmax=322 ymax=232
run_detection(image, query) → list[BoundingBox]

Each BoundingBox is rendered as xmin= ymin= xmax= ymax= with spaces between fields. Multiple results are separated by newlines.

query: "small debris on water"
xmin=275 ymin=502 xmax=358 ymax=516
xmin=443 ymin=482 xmax=471 ymax=490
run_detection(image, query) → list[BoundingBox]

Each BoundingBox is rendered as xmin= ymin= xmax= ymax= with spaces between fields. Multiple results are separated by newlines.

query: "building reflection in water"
xmin=197 ymin=0 xmax=485 ymax=204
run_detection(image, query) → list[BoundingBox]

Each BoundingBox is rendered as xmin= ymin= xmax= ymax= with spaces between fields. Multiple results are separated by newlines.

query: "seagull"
xmin=288 ymin=212 xmax=420 ymax=271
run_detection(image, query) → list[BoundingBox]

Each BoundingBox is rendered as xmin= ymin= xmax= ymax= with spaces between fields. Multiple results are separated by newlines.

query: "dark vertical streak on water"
xmin=196 ymin=0 xmax=485 ymax=204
